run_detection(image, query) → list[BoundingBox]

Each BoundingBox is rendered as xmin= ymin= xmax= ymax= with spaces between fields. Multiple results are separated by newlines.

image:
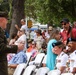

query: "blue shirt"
xmin=8 ymin=51 xmax=27 ymax=64
xmin=46 ymin=39 xmax=57 ymax=70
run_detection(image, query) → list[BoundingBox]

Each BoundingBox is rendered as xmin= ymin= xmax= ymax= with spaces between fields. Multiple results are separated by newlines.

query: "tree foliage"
xmin=0 ymin=0 xmax=10 ymax=12
xmin=0 ymin=0 xmax=76 ymax=26
xmin=25 ymin=0 xmax=76 ymax=25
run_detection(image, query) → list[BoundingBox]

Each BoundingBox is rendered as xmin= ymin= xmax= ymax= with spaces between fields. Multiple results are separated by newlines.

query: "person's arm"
xmin=0 ymin=35 xmax=18 ymax=53
xmin=59 ymin=54 xmax=68 ymax=73
xmin=52 ymin=48 xmax=56 ymax=54
xmin=59 ymin=66 xmax=66 ymax=73
xmin=0 ymin=44 xmax=18 ymax=53
xmin=15 ymin=24 xmax=20 ymax=31
xmin=8 ymin=64 xmax=18 ymax=68
xmin=72 ymin=67 xmax=76 ymax=74
xmin=72 ymin=60 xmax=76 ymax=74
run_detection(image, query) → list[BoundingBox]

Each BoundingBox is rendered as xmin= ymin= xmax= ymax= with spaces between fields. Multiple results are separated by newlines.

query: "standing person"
xmin=71 ymin=21 xmax=76 ymax=39
xmin=60 ymin=18 xmax=72 ymax=45
xmin=15 ymin=19 xmax=27 ymax=34
xmin=46 ymin=28 xmax=61 ymax=70
xmin=15 ymin=19 xmax=28 ymax=49
xmin=0 ymin=12 xmax=18 ymax=75
xmin=73 ymin=21 xmax=76 ymax=28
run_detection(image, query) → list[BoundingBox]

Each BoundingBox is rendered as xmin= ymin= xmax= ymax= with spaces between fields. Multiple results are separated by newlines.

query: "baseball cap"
xmin=67 ymin=38 xmax=76 ymax=44
xmin=60 ymin=18 xmax=69 ymax=23
xmin=52 ymin=41 xmax=63 ymax=47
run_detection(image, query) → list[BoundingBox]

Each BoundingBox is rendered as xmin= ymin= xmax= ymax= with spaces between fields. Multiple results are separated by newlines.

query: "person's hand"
xmin=15 ymin=24 xmax=18 ymax=28
xmin=52 ymin=48 xmax=56 ymax=54
xmin=15 ymin=24 xmax=19 ymax=30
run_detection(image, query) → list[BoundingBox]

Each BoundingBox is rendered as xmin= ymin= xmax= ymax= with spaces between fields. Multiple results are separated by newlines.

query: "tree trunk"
xmin=10 ymin=0 xmax=25 ymax=39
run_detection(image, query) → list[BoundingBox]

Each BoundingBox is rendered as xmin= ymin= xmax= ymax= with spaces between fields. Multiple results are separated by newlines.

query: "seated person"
xmin=30 ymin=41 xmax=38 ymax=61
xmin=27 ymin=40 xmax=33 ymax=52
xmin=8 ymin=40 xmax=27 ymax=68
xmin=52 ymin=41 xmax=68 ymax=73
xmin=66 ymin=38 xmax=76 ymax=74
xmin=39 ymin=41 xmax=47 ymax=54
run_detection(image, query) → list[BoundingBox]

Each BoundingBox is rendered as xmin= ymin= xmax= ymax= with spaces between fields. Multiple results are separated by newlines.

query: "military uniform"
xmin=0 ymin=27 xmax=18 ymax=75
xmin=56 ymin=52 xmax=68 ymax=70
xmin=69 ymin=50 xmax=76 ymax=72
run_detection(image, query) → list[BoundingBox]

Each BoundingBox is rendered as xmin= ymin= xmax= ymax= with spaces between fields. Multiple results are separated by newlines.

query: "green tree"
xmin=0 ymin=0 xmax=10 ymax=12
xmin=25 ymin=0 xmax=76 ymax=25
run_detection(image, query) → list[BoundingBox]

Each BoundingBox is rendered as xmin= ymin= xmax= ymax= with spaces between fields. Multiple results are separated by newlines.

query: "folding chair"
xmin=36 ymin=67 xmax=50 ymax=75
xmin=23 ymin=65 xmax=36 ymax=75
xmin=26 ymin=52 xmax=32 ymax=62
xmin=47 ymin=70 xmax=61 ymax=75
xmin=13 ymin=52 xmax=32 ymax=75
xmin=42 ymin=55 xmax=47 ymax=66
xmin=22 ymin=53 xmax=45 ymax=75
xmin=61 ymin=73 xmax=73 ymax=75
xmin=13 ymin=63 xmax=27 ymax=75
xmin=35 ymin=55 xmax=49 ymax=75
xmin=29 ymin=53 xmax=45 ymax=67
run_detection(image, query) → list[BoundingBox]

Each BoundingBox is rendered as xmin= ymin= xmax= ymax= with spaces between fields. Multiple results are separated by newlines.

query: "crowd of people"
xmin=1 ymin=11 xmax=76 ymax=75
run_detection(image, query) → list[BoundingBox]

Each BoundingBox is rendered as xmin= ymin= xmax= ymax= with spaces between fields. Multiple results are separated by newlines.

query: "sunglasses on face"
xmin=61 ymin=23 xmax=66 ymax=26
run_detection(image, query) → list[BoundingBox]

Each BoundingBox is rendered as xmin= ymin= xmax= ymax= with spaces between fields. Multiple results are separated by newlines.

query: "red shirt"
xmin=71 ymin=28 xmax=76 ymax=38
xmin=60 ymin=29 xmax=70 ymax=43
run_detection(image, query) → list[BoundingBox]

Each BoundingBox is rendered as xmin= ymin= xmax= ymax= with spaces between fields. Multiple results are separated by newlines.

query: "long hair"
xmin=48 ymin=28 xmax=60 ymax=41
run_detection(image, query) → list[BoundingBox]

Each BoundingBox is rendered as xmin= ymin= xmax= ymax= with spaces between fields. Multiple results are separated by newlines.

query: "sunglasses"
xmin=61 ymin=23 xmax=66 ymax=26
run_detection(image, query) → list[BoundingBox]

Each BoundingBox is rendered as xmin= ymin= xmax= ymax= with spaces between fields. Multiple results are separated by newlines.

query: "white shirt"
xmin=30 ymin=31 xmax=35 ymax=39
xmin=45 ymin=31 xmax=50 ymax=39
xmin=69 ymin=50 xmax=76 ymax=72
xmin=56 ymin=52 xmax=68 ymax=70
xmin=21 ymin=25 xmax=27 ymax=33
xmin=15 ymin=34 xmax=26 ymax=51
xmin=34 ymin=36 xmax=44 ymax=50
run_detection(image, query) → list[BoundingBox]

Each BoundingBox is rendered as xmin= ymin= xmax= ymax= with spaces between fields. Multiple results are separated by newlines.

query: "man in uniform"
xmin=52 ymin=41 xmax=68 ymax=73
xmin=66 ymin=38 xmax=76 ymax=74
xmin=0 ymin=11 xmax=18 ymax=75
